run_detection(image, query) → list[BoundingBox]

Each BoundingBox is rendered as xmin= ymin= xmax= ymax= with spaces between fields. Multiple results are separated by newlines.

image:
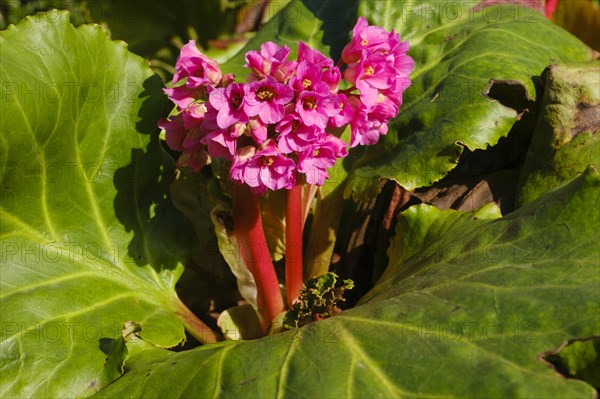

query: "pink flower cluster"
xmin=159 ymin=17 xmax=413 ymax=195
xmin=341 ymin=17 xmax=414 ymax=147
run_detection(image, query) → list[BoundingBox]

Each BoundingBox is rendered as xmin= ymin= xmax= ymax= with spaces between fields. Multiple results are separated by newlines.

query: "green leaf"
xmin=544 ymin=338 xmax=600 ymax=389
xmin=210 ymin=206 xmax=258 ymax=309
xmin=344 ymin=1 xmax=593 ymax=200
xmin=0 ymin=11 xmax=207 ymax=397
xmin=517 ymin=62 xmax=600 ymax=206
xmin=97 ymin=321 xmax=142 ymax=391
xmin=259 ymin=190 xmax=288 ymax=263
xmin=92 ymin=169 xmax=599 ymax=397
xmin=217 ymin=304 xmax=262 ymax=341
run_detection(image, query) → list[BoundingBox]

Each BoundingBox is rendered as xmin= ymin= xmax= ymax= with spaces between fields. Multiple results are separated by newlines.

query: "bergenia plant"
xmin=159 ymin=17 xmax=414 ymax=332
xmin=3 ymin=2 xmax=599 ymax=397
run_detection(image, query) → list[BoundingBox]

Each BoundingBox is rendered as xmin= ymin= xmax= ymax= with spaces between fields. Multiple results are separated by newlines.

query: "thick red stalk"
xmin=232 ymin=184 xmax=285 ymax=330
xmin=285 ymin=178 xmax=304 ymax=305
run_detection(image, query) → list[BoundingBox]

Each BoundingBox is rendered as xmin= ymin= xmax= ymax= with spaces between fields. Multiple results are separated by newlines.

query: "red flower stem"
xmin=232 ymin=184 xmax=285 ymax=331
xmin=285 ymin=177 xmax=304 ymax=305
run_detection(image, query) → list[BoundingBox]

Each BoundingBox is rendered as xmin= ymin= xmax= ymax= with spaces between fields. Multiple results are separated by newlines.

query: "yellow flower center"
xmin=256 ymin=86 xmax=275 ymax=101
xmin=303 ymin=95 xmax=317 ymax=110
xmin=364 ymin=66 xmax=375 ymax=76
xmin=313 ymin=149 xmax=320 ymax=157
xmin=302 ymin=79 xmax=312 ymax=89
xmin=361 ymin=39 xmax=368 ymax=47
xmin=262 ymin=156 xmax=275 ymax=166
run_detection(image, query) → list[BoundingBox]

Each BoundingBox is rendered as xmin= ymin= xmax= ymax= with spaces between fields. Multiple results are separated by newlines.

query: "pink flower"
xmin=230 ymin=145 xmax=254 ymax=185
xmin=158 ymin=103 xmax=210 ymax=172
xmin=375 ymin=75 xmax=412 ymax=117
xmin=321 ymin=67 xmax=342 ymax=92
xmin=297 ymin=41 xmax=334 ymax=68
xmin=163 ymin=40 xmax=225 ymax=109
xmin=230 ymin=140 xmax=296 ymax=195
xmin=181 ymin=102 xmax=208 ymax=129
xmin=248 ymin=117 xmax=268 ymax=144
xmin=295 ymin=83 xmax=340 ymax=129
xmin=158 ymin=113 xmax=187 ymax=152
xmin=163 ymin=85 xmax=205 ymax=109
xmin=200 ymin=100 xmax=219 ymax=132
xmin=174 ymin=41 xmax=222 ymax=88
xmin=272 ymin=61 xmax=297 ymax=84
xmin=387 ymin=39 xmax=413 ymax=79
xmin=345 ymin=52 xmax=395 ymax=108
xmin=244 ymin=76 xmax=294 ymax=124
xmin=376 ymin=96 xmax=399 ymax=120
xmin=179 ymin=127 xmax=210 ymax=172
xmin=341 ymin=17 xmax=392 ymax=64
xmin=158 ymin=103 xmax=207 ymax=151
xmin=348 ymin=97 xmax=390 ymax=147
xmin=290 ymin=60 xmax=323 ymax=93
xmin=329 ymin=94 xmax=354 ymax=128
xmin=164 ymin=41 xmax=223 ymax=108
xmin=245 ymin=42 xmax=297 ymax=82
xmin=202 ymin=128 xmax=238 ymax=160
xmin=208 ymin=83 xmax=249 ymax=129
xmin=350 ymin=115 xmax=388 ymax=147
xmin=276 ymin=114 xmax=324 ymax=154
xmin=297 ymin=135 xmax=348 ymax=185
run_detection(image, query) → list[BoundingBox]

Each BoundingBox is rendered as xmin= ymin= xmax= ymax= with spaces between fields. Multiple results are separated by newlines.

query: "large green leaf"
xmin=517 ymin=62 xmax=600 ymax=206
xmin=0 ymin=11 xmax=210 ymax=398
xmin=93 ymin=169 xmax=599 ymax=397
